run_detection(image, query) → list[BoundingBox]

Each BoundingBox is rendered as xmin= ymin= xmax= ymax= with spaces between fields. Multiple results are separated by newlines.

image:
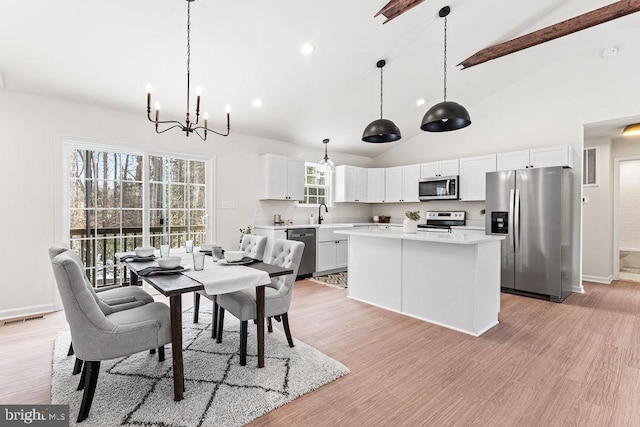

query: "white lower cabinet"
xmin=317 ymin=240 xmax=347 ymax=272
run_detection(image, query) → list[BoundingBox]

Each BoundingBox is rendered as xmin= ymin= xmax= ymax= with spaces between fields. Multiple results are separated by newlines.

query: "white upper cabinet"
xmin=497 ymin=145 xmax=574 ymax=171
xmin=385 ymin=165 xmax=420 ymax=203
xmin=420 ymin=159 xmax=459 ymax=178
xmin=367 ymin=168 xmax=385 ymax=203
xmin=259 ymin=154 xmax=305 ymax=201
xmin=459 ymin=154 xmax=496 ymax=201
xmin=334 ymin=165 xmax=367 ymax=202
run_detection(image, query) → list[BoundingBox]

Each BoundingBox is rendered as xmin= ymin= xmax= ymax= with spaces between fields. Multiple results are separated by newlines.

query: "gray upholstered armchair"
xmin=192 ymin=234 xmax=268 ymax=333
xmin=48 ymin=244 xmax=155 ymax=374
xmin=215 ymin=239 xmax=304 ymax=365
xmin=51 ymin=250 xmax=172 ymax=422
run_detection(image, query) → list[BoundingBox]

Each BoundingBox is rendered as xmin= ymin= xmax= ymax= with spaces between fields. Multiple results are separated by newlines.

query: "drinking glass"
xmin=160 ymin=244 xmax=171 ymax=258
xmin=185 ymin=240 xmax=193 ymax=253
xmin=193 ymin=252 xmax=205 ymax=271
xmin=212 ymin=246 xmax=223 ymax=261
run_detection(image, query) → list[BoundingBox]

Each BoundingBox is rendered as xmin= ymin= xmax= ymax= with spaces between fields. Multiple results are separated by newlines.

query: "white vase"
xmin=403 ymin=218 xmax=417 ymax=234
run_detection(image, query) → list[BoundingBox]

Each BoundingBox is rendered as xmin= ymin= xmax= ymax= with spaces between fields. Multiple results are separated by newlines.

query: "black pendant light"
xmin=362 ymin=60 xmax=402 ymax=143
xmin=421 ymin=6 xmax=471 ymax=132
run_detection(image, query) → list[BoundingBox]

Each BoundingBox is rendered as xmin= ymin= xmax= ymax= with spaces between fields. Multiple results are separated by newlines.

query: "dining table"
xmin=116 ymin=250 xmax=293 ymax=402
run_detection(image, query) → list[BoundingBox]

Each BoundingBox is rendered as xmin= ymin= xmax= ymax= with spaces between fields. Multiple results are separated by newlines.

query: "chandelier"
xmin=146 ymin=0 xmax=230 ymax=140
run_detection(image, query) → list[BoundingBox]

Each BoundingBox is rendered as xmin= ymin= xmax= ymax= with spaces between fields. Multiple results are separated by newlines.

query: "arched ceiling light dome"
xmin=318 ymin=138 xmax=335 ymax=171
xmin=421 ymin=6 xmax=471 ymax=133
xmin=362 ymin=60 xmax=402 ymax=143
xmin=622 ymin=123 xmax=640 ymax=136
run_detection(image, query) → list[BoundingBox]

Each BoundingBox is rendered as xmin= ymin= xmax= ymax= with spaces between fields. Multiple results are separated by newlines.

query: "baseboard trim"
xmin=0 ymin=304 xmax=54 ymax=324
xmin=581 ymin=275 xmax=613 ymax=285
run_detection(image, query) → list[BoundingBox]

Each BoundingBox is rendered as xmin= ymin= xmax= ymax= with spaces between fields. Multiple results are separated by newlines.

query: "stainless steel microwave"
xmin=418 ymin=175 xmax=459 ymax=200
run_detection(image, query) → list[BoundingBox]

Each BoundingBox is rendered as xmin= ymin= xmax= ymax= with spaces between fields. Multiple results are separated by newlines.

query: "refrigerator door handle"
xmin=514 ymin=189 xmax=521 ymax=253
xmin=508 ymin=189 xmax=515 ymax=252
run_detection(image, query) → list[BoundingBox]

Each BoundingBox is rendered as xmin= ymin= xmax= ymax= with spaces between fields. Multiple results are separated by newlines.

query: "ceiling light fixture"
xmin=416 ymin=98 xmax=426 ymax=106
xmin=300 ymin=43 xmax=314 ymax=56
xmin=318 ymin=138 xmax=335 ymax=171
xmin=362 ymin=59 xmax=402 ymax=143
xmin=421 ymin=6 xmax=471 ymax=132
xmin=146 ymin=0 xmax=230 ymax=141
xmin=622 ymin=123 xmax=640 ymax=136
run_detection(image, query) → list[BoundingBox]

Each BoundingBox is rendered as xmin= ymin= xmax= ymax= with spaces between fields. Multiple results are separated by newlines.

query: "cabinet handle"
xmin=530 ymin=165 xmax=534 ymax=168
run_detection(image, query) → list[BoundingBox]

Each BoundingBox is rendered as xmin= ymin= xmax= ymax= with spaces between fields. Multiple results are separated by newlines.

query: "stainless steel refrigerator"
xmin=485 ymin=166 xmax=572 ymax=302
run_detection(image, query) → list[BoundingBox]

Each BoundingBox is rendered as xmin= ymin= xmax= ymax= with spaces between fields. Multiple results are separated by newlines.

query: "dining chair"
xmin=192 ymin=234 xmax=268 ymax=334
xmin=214 ymin=239 xmax=304 ymax=365
xmin=50 ymin=250 xmax=172 ymax=423
xmin=49 ymin=244 xmax=156 ymax=374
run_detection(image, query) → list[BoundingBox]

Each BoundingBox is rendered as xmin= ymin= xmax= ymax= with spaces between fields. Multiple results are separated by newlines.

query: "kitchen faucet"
xmin=318 ymin=203 xmax=328 ymax=224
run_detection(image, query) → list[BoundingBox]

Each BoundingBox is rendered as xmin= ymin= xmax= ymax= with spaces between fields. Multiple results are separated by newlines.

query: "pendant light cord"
xmin=380 ymin=65 xmax=384 ymax=119
xmin=186 ymin=1 xmax=192 ymax=115
xmin=443 ymin=15 xmax=448 ymax=102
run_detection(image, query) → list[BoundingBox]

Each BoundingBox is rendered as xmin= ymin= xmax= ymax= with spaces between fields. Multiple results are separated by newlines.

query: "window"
xmin=302 ymin=163 xmax=330 ymax=206
xmin=583 ymin=147 xmax=598 ymax=186
xmin=58 ymin=137 xmax=213 ymax=288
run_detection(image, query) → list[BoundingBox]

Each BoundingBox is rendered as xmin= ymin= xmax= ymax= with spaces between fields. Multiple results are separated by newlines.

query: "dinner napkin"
xmin=183 ymin=264 xmax=271 ymax=295
xmin=119 ymin=254 xmax=156 ymax=262
xmin=137 ymin=266 xmax=185 ymax=276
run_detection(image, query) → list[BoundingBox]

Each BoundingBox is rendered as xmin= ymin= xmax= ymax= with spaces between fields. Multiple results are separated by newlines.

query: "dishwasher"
xmin=286 ymin=228 xmax=316 ymax=279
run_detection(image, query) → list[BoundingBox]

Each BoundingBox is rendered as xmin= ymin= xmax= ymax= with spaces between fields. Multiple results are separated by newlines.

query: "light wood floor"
xmin=2 ymin=280 xmax=640 ymax=425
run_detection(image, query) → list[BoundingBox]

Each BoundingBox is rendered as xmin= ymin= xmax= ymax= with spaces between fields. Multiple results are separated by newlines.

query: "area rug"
xmin=308 ymin=272 xmax=348 ymax=289
xmin=51 ymin=309 xmax=349 ymax=426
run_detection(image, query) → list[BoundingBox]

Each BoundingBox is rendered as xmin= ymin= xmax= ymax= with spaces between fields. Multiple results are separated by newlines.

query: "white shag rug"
xmin=52 ymin=309 xmax=349 ymax=426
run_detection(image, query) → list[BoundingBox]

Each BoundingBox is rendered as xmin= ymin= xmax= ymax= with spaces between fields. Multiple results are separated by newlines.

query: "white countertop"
xmin=334 ymin=228 xmax=503 ymax=245
xmin=254 ymin=223 xmax=485 ymax=232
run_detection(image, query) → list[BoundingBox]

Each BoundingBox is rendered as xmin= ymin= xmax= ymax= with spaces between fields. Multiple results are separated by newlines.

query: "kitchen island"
xmin=335 ymin=229 xmax=505 ymax=336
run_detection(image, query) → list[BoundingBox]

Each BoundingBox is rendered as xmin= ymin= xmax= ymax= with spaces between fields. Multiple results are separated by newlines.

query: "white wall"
xmin=0 ymin=90 xmax=372 ymax=318
xmin=582 ymin=137 xmax=612 ymax=283
xmin=373 ymin=50 xmax=640 ymax=292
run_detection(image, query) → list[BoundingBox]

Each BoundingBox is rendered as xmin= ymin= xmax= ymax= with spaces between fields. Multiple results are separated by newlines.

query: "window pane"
xmin=98 ymin=209 xmax=121 ymax=229
xmin=168 ymin=158 xmax=188 ymax=182
xmin=149 ymin=156 xmax=165 ymax=182
xmin=149 ymin=209 xmax=164 ymax=227
xmin=190 ymin=160 xmax=206 ymax=184
xmin=122 ymin=210 xmax=142 ymax=228
xmin=169 ymin=184 xmax=186 ymax=209
xmin=96 ymin=180 xmax=120 ymax=208
xmin=309 ymin=187 xmax=317 ymax=196
xmin=170 ymin=210 xmax=187 ymax=227
xmin=70 ymin=179 xmax=91 ymax=208
xmin=587 ymin=149 xmax=596 ymax=185
xmin=123 ymin=182 xmax=143 ymax=208
xmin=318 ymin=188 xmax=326 ymax=196
xmin=190 ymin=210 xmax=206 ymax=227
xmin=70 ymin=209 xmax=95 ymax=236
xmin=122 ymin=154 xmax=143 ymax=181
xmin=148 ymin=183 xmax=164 ymax=209
xmin=93 ymin=152 xmax=120 ymax=180
xmin=190 ymin=185 xmax=205 ymax=209
xmin=69 ymin=150 xmax=86 ymax=179
xmin=306 ymin=175 xmax=315 ymax=185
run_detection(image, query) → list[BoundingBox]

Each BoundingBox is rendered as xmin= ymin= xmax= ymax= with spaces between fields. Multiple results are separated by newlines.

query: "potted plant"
xmin=403 ymin=211 xmax=420 ymax=234
xmin=239 ymin=225 xmax=253 ymax=246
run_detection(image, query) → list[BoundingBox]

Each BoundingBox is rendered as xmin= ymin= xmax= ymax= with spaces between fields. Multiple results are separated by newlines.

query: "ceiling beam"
xmin=459 ymin=0 xmax=640 ymax=69
xmin=375 ymin=0 xmax=426 ymax=24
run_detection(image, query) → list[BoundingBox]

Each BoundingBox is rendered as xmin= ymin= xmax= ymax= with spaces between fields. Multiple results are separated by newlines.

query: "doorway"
xmin=616 ymin=157 xmax=640 ymax=282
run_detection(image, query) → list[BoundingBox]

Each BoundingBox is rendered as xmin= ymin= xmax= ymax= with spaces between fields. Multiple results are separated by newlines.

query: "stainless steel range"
xmin=417 ymin=211 xmax=466 ymax=232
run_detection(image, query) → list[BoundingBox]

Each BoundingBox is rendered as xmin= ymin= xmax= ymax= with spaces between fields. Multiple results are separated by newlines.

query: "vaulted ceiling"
xmin=1 ymin=0 xmax=639 ymax=157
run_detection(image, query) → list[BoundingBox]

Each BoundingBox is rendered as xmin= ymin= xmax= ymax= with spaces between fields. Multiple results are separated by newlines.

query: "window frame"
xmin=583 ymin=146 xmax=599 ymax=187
xmin=54 ymin=134 xmax=215 ymax=288
xmin=299 ymin=162 xmax=332 ymax=207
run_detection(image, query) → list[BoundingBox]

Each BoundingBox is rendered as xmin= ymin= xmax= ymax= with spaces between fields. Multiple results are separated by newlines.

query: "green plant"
xmin=405 ymin=211 xmax=420 ymax=221
xmin=239 ymin=225 xmax=253 ymax=243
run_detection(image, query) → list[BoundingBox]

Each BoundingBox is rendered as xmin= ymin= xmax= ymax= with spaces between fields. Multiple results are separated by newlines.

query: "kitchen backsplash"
xmin=255 ymin=199 xmax=486 ymax=226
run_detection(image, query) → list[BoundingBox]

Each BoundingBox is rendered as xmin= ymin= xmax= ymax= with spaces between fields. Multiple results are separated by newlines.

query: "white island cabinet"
xmin=336 ymin=229 xmax=505 ymax=337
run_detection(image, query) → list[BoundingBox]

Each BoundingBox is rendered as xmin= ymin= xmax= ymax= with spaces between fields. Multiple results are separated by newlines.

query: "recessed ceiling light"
xmin=300 ymin=43 xmax=314 ymax=56
xmin=601 ymin=46 xmax=618 ymax=58
xmin=252 ymin=98 xmax=264 ymax=107
xmin=416 ymin=99 xmax=426 ymax=107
